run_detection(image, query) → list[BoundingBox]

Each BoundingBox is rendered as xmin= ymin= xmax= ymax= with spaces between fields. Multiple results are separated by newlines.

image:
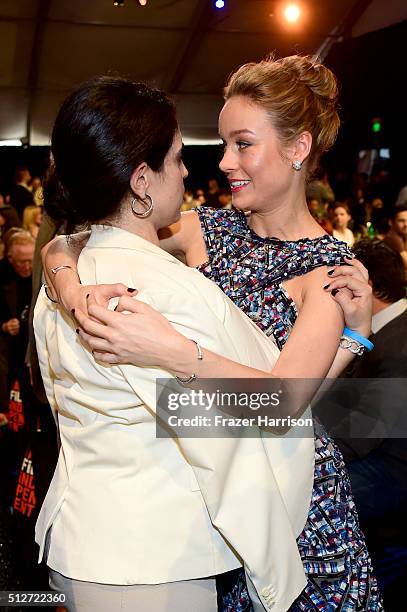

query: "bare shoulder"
xmin=299 ymin=264 xmax=331 ymax=297
xmin=158 ymin=210 xmax=206 ymax=265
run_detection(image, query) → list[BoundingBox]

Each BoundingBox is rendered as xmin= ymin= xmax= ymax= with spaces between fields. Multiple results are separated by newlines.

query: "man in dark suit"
xmin=321 ymin=239 xmax=407 ymax=610
xmin=329 ymin=240 xmax=407 ymax=517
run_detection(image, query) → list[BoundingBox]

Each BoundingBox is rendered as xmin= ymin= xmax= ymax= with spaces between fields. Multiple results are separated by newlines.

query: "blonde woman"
xmin=22 ymin=205 xmax=43 ymax=239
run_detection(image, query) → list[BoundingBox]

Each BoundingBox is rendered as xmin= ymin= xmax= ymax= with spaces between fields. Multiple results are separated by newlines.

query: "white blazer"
xmin=34 ymin=225 xmax=314 ymax=612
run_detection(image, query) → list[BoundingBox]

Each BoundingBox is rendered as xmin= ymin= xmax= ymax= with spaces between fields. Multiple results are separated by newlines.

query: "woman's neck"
xmin=99 ymin=208 xmax=160 ymax=246
xmin=248 ymin=196 xmax=325 ymax=240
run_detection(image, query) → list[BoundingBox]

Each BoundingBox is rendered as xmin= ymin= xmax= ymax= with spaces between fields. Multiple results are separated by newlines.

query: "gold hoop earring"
xmin=131 ymin=194 xmax=153 ymax=218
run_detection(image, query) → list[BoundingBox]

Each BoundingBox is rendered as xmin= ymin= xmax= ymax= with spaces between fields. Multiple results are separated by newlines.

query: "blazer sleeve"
xmin=33 ymin=288 xmax=59 ymax=424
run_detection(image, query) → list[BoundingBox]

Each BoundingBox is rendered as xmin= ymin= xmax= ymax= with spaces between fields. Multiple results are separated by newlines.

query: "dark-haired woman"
xmin=332 ymin=202 xmax=355 ymax=247
xmin=35 ymin=77 xmax=329 ymax=612
xmin=44 ymin=57 xmax=382 ymax=610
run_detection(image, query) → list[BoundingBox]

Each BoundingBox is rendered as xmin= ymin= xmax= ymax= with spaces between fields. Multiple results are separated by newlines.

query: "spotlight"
xmin=138 ymin=0 xmax=148 ymax=5
xmin=283 ymin=3 xmax=301 ymax=23
xmin=113 ymin=0 xmax=124 ymax=6
xmin=215 ymin=0 xmax=225 ymax=8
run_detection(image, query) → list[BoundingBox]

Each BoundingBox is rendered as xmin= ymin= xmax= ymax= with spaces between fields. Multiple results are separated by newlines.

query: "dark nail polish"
xmin=323 ymin=283 xmax=330 ymax=290
xmin=331 ymin=289 xmax=339 ymax=296
xmin=127 ymin=287 xmax=136 ymax=293
xmin=76 ymin=328 xmax=79 ymax=334
xmin=86 ymin=293 xmax=90 ymax=299
xmin=114 ymin=305 xmax=118 ymax=311
xmin=327 ymin=269 xmax=335 ymax=276
xmin=71 ymin=308 xmax=75 ymax=315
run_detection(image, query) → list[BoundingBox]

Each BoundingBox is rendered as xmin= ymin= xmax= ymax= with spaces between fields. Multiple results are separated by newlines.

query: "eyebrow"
xmin=229 ymin=129 xmax=256 ymax=137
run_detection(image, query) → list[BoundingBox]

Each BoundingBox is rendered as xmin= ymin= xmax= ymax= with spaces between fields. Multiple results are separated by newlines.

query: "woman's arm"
xmin=41 ymin=232 xmax=89 ymax=309
xmin=74 ymin=264 xmax=370 ymax=420
xmin=42 ymin=211 xmax=204 ymax=311
xmin=42 ymin=232 xmax=134 ymax=311
xmin=74 ymin=260 xmax=371 ymax=382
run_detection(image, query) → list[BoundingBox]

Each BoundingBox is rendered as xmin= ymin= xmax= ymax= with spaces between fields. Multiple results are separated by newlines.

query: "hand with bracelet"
xmin=42 ymin=233 xmax=135 ymax=313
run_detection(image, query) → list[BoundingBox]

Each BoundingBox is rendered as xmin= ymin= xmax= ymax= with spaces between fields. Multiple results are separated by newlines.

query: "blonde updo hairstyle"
xmin=224 ymin=55 xmax=340 ymax=174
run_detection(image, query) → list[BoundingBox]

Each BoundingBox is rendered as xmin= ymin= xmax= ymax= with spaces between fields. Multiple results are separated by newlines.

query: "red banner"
xmin=7 ymin=379 xmax=25 ymax=433
xmin=13 ymin=449 xmax=37 ymax=518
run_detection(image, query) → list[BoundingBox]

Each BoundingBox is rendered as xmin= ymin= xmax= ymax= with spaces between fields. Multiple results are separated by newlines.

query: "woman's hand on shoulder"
xmin=323 ymin=257 xmax=372 ymax=337
xmin=70 ymin=284 xmax=135 ymax=314
xmin=73 ymin=294 xmax=189 ymax=369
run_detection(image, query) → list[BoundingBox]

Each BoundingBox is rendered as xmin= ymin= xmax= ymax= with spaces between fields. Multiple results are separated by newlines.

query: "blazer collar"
xmin=87 ymin=224 xmax=181 ymax=265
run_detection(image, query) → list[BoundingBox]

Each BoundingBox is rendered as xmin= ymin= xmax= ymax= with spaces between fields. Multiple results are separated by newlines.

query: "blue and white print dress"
xmin=196 ymin=207 xmax=383 ymax=612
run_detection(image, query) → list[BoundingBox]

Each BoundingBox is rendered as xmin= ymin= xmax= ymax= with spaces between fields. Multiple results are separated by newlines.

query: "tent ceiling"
xmin=0 ymin=0 xmax=406 ymax=145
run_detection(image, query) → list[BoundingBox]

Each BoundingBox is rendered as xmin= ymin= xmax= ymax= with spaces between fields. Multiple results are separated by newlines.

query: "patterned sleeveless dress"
xmin=196 ymin=207 xmax=383 ymax=611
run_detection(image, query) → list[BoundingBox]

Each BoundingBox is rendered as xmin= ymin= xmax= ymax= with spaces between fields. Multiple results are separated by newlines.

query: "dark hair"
xmin=390 ymin=203 xmax=407 ymax=220
xmin=312 ymin=166 xmax=327 ymax=181
xmin=0 ymin=205 xmax=23 ymax=235
xmin=44 ymin=76 xmax=178 ymax=230
xmin=15 ymin=167 xmax=30 ymax=183
xmin=353 ymin=239 xmax=406 ymax=303
xmin=332 ymin=202 xmax=351 ymax=215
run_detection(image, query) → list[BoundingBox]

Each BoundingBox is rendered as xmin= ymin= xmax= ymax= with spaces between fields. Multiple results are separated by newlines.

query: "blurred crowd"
xmin=0 ymin=167 xmax=55 ymax=594
xmin=0 ymin=167 xmax=43 ymax=257
xmin=183 ymin=169 xmax=407 ymax=277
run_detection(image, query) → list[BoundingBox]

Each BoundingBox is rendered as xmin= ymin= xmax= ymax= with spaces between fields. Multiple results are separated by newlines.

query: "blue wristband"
xmin=343 ymin=327 xmax=374 ymax=352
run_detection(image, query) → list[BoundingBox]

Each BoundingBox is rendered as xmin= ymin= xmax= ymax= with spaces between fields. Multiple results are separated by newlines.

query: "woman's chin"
xmin=231 ymin=195 xmax=249 ymax=210
xmin=231 ymin=198 xmax=251 ymax=212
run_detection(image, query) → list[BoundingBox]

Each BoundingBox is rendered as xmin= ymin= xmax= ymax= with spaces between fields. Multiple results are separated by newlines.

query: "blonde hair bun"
xmin=224 ymin=54 xmax=340 ymax=171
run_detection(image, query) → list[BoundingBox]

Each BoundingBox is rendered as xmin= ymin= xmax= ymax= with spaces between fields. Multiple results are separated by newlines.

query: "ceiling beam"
xmin=25 ymin=0 xmax=52 ymax=145
xmin=317 ymin=0 xmax=373 ymax=60
xmin=165 ymin=1 xmax=213 ymax=94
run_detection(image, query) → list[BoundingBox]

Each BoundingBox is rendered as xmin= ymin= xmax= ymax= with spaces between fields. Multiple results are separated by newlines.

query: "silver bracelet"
xmin=339 ymin=335 xmax=365 ymax=356
xmin=43 ymin=283 xmax=58 ymax=304
xmin=175 ymin=339 xmax=203 ymax=385
xmin=51 ymin=265 xmax=74 ymax=275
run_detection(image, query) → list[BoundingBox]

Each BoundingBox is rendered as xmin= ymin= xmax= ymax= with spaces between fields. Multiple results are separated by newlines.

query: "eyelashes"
xmin=219 ymin=141 xmax=251 ymax=154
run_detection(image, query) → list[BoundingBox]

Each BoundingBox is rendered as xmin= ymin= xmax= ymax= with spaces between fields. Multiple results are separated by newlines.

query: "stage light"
xmin=0 ymin=139 xmax=22 ymax=147
xmin=284 ymin=3 xmax=301 ymax=23
xmin=113 ymin=0 xmax=124 ymax=6
xmin=138 ymin=0 xmax=148 ymax=5
xmin=215 ymin=0 xmax=225 ymax=9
